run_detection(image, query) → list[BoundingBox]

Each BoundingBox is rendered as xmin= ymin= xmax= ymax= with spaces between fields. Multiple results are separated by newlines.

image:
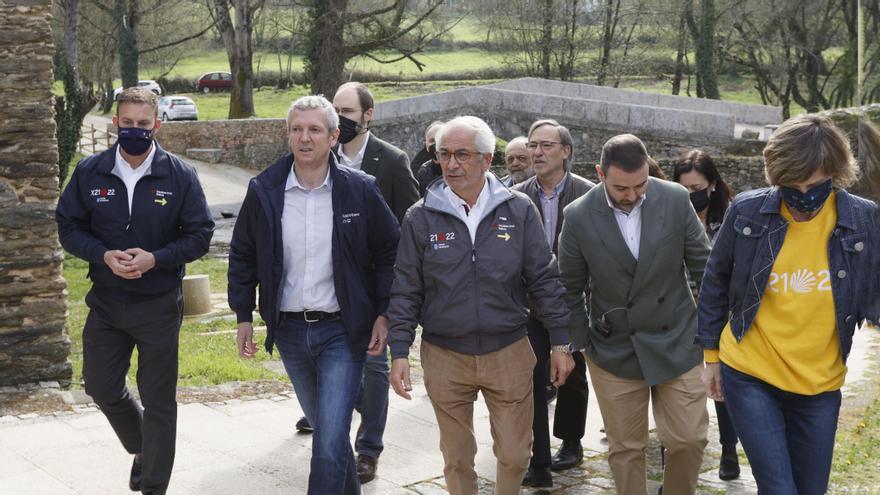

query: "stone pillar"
xmin=0 ymin=0 xmax=72 ymax=386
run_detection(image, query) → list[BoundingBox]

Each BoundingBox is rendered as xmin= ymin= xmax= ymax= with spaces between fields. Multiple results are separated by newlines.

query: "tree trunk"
xmin=214 ymin=0 xmax=259 ymax=119
xmin=115 ymin=0 xmax=139 ymax=88
xmin=685 ymin=0 xmax=719 ymax=99
xmin=305 ymin=0 xmax=347 ymax=97
xmin=540 ymin=0 xmax=553 ymax=79
xmin=56 ymin=0 xmax=96 ymax=186
xmin=671 ymin=2 xmax=687 ymax=95
xmin=597 ymin=0 xmax=616 ymax=86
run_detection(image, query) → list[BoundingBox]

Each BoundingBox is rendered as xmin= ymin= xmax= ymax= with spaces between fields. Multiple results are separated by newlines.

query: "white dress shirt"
xmin=444 ymin=178 xmax=490 ymax=243
xmin=337 ymin=132 xmax=370 ymax=170
xmin=112 ymin=143 xmax=155 ymax=214
xmin=605 ymin=187 xmax=645 ymax=260
xmin=279 ymin=165 xmax=339 ymax=312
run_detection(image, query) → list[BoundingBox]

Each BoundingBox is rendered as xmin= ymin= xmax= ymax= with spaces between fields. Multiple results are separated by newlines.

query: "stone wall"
xmin=157 ymin=118 xmax=288 ymax=171
xmin=0 ymin=0 xmax=72 ymax=386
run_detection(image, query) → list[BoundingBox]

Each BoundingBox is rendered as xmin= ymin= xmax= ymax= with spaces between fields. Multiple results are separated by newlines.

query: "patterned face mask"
xmin=780 ymin=179 xmax=832 ymax=213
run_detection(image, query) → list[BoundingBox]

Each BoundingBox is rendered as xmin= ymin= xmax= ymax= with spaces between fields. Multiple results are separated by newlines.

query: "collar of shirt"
xmin=286 ymin=163 xmax=333 ymax=192
xmin=603 ymin=185 xmax=646 ymax=215
xmin=113 ymin=142 xmax=155 ymax=178
xmin=535 ymin=173 xmax=567 ymax=200
xmin=444 ymin=177 xmax=489 ymax=217
xmin=338 ymin=132 xmax=370 ymax=170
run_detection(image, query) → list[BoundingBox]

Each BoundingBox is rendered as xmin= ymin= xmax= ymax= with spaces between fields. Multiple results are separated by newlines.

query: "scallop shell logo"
xmin=790 ymin=269 xmax=816 ymax=293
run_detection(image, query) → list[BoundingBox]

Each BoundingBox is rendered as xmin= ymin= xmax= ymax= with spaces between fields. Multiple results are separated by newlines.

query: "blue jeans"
xmin=354 ymin=352 xmax=389 ymax=458
xmin=721 ymin=363 xmax=841 ymax=495
xmin=274 ymin=316 xmax=365 ymax=495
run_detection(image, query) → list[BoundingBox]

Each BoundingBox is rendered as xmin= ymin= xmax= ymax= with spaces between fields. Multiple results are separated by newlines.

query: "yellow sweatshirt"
xmin=704 ymin=193 xmax=846 ymax=394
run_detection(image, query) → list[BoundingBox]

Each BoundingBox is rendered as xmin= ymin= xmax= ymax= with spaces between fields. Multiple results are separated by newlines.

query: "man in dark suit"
xmin=513 ymin=120 xmax=593 ymax=487
xmin=291 ymin=82 xmax=418 ymax=484
xmin=558 ymin=134 xmax=710 ymax=494
xmin=332 ymin=81 xmax=419 ymax=223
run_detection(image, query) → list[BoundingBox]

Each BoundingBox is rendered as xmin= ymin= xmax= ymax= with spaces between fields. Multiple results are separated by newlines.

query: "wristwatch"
xmin=551 ymin=344 xmax=571 ymax=354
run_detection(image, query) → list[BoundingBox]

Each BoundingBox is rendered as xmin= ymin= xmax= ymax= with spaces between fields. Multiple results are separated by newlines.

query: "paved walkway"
xmin=2 ymin=328 xmax=877 ymax=494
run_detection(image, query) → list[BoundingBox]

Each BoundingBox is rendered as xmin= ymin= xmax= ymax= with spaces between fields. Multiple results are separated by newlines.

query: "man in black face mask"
xmin=331 ymin=81 xmax=418 ymax=223
xmin=56 ymin=88 xmax=214 ymax=495
xmin=289 ymin=82 xmax=417 ymax=484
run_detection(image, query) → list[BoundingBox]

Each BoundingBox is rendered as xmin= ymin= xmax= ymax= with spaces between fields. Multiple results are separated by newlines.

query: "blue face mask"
xmin=780 ymin=179 xmax=833 ymax=213
xmin=117 ymin=127 xmax=154 ymax=156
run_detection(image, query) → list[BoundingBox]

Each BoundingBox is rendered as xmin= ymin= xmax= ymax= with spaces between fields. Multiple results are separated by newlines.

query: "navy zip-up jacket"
xmin=227 ymin=154 xmax=400 ymax=355
xmin=56 ymin=144 xmax=214 ymax=295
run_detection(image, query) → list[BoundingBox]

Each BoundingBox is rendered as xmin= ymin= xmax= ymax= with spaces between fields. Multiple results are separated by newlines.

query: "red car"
xmin=196 ymin=71 xmax=233 ymax=93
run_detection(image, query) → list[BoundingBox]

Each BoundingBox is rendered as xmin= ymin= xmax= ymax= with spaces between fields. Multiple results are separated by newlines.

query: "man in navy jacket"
xmin=228 ymin=95 xmax=399 ymax=494
xmin=56 ymin=88 xmax=214 ymax=495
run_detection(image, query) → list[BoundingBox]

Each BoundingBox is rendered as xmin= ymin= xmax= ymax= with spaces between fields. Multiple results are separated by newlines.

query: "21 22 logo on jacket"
xmin=429 ymin=231 xmax=455 ymax=250
xmin=90 ymin=188 xmax=116 ymax=203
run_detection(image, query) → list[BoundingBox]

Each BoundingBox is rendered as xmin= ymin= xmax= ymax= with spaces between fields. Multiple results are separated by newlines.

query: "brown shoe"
xmin=356 ymin=454 xmax=378 ymax=483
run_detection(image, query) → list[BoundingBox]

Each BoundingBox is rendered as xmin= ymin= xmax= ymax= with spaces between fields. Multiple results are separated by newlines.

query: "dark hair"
xmin=673 ymin=149 xmax=733 ymax=225
xmin=528 ymin=119 xmax=574 ymax=170
xmin=600 ymin=134 xmax=649 ymax=173
xmin=337 ymin=81 xmax=374 ymax=111
xmin=647 ymin=158 xmax=668 ymax=180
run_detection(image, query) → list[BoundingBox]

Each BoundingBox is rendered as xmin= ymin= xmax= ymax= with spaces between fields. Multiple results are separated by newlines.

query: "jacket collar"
xmin=97 ymin=142 xmax=171 ymax=178
xmin=424 ymin=172 xmax=514 ymax=219
xmin=760 ymin=186 xmax=859 ymax=231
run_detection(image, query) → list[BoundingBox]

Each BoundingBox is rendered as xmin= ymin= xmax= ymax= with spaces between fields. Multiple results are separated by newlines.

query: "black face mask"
xmin=781 ymin=179 xmax=833 ymax=213
xmin=337 ymin=114 xmax=365 ymax=144
xmin=117 ymin=127 xmax=154 ymax=156
xmin=689 ymin=189 xmax=710 ymax=212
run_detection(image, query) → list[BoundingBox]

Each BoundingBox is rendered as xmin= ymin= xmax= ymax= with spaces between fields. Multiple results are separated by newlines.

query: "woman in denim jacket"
xmin=697 ymin=115 xmax=878 ymax=495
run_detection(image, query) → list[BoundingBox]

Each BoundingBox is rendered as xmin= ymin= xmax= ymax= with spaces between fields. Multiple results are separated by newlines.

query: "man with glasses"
xmin=501 ymin=136 xmax=534 ymax=187
xmin=513 ymin=119 xmax=594 ymax=487
xmin=387 ymin=115 xmax=574 ymax=495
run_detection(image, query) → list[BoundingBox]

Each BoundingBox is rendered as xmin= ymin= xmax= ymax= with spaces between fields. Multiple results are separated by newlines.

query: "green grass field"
xmin=63 ymin=254 xmax=284 ymax=388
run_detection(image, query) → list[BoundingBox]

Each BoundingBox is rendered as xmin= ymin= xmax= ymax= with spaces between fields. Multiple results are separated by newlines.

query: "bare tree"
xmin=597 ymin=0 xmax=621 ymax=86
xmin=55 ymin=0 xmax=98 ymax=186
xmin=684 ymin=0 xmax=720 ymax=99
xmin=209 ymin=0 xmax=265 ymax=119
xmin=303 ymin=0 xmax=450 ymax=97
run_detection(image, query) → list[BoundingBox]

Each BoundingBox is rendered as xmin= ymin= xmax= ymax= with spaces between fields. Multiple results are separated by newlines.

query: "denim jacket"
xmin=697 ymin=187 xmax=878 ymax=362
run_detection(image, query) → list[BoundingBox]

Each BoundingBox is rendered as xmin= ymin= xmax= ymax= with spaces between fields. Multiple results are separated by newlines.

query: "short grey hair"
xmin=529 ymin=119 xmax=575 ymax=170
xmin=288 ymin=95 xmax=339 ymax=133
xmin=506 ymin=136 xmax=528 ymax=153
xmin=436 ymin=115 xmax=496 ymax=155
xmin=425 ymin=120 xmax=446 ymax=139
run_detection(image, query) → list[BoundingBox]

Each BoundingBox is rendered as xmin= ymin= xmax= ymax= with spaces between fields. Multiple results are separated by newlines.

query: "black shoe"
xmin=719 ymin=445 xmax=741 ymax=480
xmin=295 ymin=416 xmax=313 ymax=434
xmin=550 ymin=440 xmax=583 ymax=471
xmin=129 ymin=454 xmax=142 ymax=492
xmin=356 ymin=454 xmax=378 ymax=483
xmin=522 ymin=465 xmax=553 ymax=487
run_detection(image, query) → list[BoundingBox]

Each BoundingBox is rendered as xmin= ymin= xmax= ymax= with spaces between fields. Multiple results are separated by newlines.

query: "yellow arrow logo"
xmin=154 ymin=198 xmax=167 ymax=206
xmin=497 ymin=232 xmax=510 ymax=241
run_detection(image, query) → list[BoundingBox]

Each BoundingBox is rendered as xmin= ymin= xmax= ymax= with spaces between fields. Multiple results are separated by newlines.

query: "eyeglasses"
xmin=436 ymin=149 xmax=482 ymax=163
xmin=526 ymin=141 xmax=561 ymax=151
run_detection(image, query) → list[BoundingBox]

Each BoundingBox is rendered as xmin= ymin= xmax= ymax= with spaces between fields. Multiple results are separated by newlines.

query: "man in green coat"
xmin=558 ymin=134 xmax=710 ymax=495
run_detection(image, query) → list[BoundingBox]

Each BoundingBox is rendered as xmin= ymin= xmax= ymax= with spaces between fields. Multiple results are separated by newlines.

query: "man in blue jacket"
xmin=56 ymin=88 xmax=214 ymax=495
xmin=228 ymin=95 xmax=399 ymax=494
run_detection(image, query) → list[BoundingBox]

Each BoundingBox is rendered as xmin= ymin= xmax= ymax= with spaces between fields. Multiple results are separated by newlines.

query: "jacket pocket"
xmin=733 ymin=215 xmax=768 ymax=238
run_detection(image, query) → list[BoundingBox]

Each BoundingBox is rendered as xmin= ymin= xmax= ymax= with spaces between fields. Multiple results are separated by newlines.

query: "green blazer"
xmin=558 ymin=177 xmax=710 ymax=385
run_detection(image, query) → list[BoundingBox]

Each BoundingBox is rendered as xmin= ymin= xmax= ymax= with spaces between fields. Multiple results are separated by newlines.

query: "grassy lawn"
xmin=63 ymin=254 xmax=284 ymax=388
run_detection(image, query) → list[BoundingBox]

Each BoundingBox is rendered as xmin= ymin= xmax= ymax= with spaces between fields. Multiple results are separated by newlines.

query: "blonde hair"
xmin=763 ymin=114 xmax=858 ymax=188
xmin=117 ymin=87 xmax=159 ymax=115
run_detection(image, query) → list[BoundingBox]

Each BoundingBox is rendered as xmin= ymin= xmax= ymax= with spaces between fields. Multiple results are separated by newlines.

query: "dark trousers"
xmin=526 ymin=317 xmax=588 ymax=468
xmin=714 ymin=399 xmax=738 ymax=448
xmin=82 ymin=286 xmax=183 ymax=493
